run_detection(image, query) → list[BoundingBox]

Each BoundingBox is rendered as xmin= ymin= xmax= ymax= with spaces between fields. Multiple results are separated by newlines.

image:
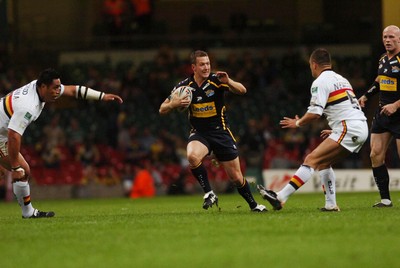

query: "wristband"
xmin=364 ymin=81 xmax=379 ymax=99
xmin=11 ymin=166 xmax=22 ymax=171
xmin=295 ymin=120 xmax=301 ymax=128
xmin=76 ymin=86 xmax=105 ymax=101
xmin=11 ymin=166 xmax=25 ymax=176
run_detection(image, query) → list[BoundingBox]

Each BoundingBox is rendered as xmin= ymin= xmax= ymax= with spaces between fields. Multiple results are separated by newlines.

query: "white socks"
xmin=13 ymin=181 xmax=34 ymax=218
xmin=277 ymin=165 xmax=314 ymax=203
xmin=319 ymin=167 xmax=337 ymax=209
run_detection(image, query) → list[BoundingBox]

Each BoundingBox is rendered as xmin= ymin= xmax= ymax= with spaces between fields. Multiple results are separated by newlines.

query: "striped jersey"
xmin=0 ymin=80 xmax=65 ymax=142
xmin=173 ymin=73 xmax=230 ymax=131
xmin=307 ymin=70 xmax=366 ymax=129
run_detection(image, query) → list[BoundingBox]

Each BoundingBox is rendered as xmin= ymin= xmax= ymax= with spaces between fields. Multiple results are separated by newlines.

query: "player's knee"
xmin=187 ymin=153 xmax=202 ymax=167
xmin=370 ymin=149 xmax=383 ymax=161
xmin=226 ymin=170 xmax=243 ymax=184
xmin=370 ymin=150 xmax=384 ymax=166
xmin=303 ymin=155 xmax=319 ymax=169
xmin=230 ymin=175 xmax=243 ymax=186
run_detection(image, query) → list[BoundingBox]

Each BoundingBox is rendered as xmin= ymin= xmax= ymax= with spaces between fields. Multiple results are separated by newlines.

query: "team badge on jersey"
xmin=205 ymin=89 xmax=215 ymax=97
xmin=392 ymin=66 xmax=400 ymax=73
xmin=311 ymin=87 xmax=318 ymax=93
xmin=24 ymin=112 xmax=32 ymax=120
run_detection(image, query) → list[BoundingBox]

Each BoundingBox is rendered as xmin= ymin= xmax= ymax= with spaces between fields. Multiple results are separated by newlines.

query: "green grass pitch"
xmin=0 ymin=191 xmax=399 ymax=268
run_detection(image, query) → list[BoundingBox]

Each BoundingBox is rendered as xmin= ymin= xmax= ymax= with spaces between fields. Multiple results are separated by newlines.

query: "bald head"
xmin=383 ymin=25 xmax=400 ymax=35
xmin=382 ymin=25 xmax=400 ymax=56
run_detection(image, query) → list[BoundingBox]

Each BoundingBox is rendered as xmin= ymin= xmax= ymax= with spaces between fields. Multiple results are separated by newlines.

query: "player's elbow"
xmin=159 ymin=106 xmax=169 ymax=115
xmin=236 ymin=87 xmax=247 ymax=95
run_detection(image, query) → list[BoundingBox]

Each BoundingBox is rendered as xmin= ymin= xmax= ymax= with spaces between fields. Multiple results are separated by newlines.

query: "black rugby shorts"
xmin=188 ymin=128 xmax=238 ymax=161
xmin=371 ymin=108 xmax=400 ymax=139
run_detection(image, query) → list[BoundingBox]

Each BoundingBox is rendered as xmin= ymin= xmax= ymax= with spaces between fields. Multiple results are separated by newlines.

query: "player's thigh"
xmin=304 ymin=138 xmax=348 ymax=168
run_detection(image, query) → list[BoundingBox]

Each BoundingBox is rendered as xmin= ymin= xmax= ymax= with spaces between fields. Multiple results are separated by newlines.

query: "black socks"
xmin=237 ymin=179 xmax=257 ymax=209
xmin=373 ymin=164 xmax=391 ymax=200
xmin=191 ymin=163 xmax=212 ymax=193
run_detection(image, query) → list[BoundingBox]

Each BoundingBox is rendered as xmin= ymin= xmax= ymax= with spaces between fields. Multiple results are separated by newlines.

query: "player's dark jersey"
xmin=377 ymin=52 xmax=400 ymax=111
xmin=174 ymin=73 xmax=230 ymax=131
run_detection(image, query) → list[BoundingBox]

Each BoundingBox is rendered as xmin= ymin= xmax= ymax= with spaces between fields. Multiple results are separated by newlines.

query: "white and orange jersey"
xmin=0 ymin=80 xmax=65 ymax=142
xmin=307 ymin=70 xmax=367 ymax=129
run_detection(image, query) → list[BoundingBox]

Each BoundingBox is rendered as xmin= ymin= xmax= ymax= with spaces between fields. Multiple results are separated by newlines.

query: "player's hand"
xmin=11 ymin=167 xmax=25 ymax=181
xmin=280 ymin=115 xmax=300 ymax=128
xmin=358 ymin=95 xmax=367 ymax=108
xmin=380 ymin=103 xmax=398 ymax=116
xmin=320 ymin=129 xmax=332 ymax=139
xmin=216 ymin=71 xmax=229 ymax=83
xmin=103 ymin=94 xmax=123 ymax=104
xmin=170 ymin=94 xmax=190 ymax=109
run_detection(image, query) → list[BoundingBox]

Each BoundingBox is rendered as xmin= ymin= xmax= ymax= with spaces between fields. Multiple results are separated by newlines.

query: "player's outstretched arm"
xmin=63 ymin=85 xmax=123 ymax=103
xmin=280 ymin=113 xmax=320 ymax=128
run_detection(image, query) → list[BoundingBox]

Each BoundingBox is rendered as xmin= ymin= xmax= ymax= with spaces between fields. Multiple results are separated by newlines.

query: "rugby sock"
xmin=319 ymin=167 xmax=337 ymax=208
xmin=278 ymin=165 xmax=314 ymax=203
xmin=191 ymin=162 xmax=212 ymax=193
xmin=13 ymin=181 xmax=35 ymax=218
xmin=373 ymin=164 xmax=391 ymax=201
xmin=236 ymin=179 xmax=258 ymax=209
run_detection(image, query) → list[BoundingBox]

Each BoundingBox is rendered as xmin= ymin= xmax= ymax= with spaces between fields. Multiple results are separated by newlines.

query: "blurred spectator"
xmin=42 ymin=114 xmax=66 ymax=147
xmin=76 ymin=138 xmax=101 ymax=185
xmin=103 ymin=70 xmax=122 ymax=94
xmin=138 ymin=127 xmax=157 ymax=156
xmin=65 ymin=118 xmax=85 ymax=148
xmin=118 ymin=125 xmax=149 ymax=163
xmin=130 ymin=160 xmax=156 ymax=198
xmin=41 ymin=142 xmax=61 ymax=169
xmin=97 ymin=166 xmax=120 ymax=186
xmin=129 ymin=0 xmax=154 ymax=33
xmin=240 ymin=118 xmax=266 ymax=168
xmin=269 ymin=144 xmax=299 ymax=169
xmin=260 ymin=114 xmax=275 ymax=143
xmin=283 ymin=127 xmax=306 ymax=153
xmin=102 ymin=0 xmax=126 ymax=35
xmin=76 ymin=138 xmax=101 ymax=167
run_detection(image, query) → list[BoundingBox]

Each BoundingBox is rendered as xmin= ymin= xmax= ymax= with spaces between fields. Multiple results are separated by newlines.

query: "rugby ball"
xmin=172 ymin=86 xmax=193 ymax=112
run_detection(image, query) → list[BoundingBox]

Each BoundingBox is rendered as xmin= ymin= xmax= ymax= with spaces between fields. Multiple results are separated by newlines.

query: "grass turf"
xmin=0 ymin=191 xmax=399 ymax=268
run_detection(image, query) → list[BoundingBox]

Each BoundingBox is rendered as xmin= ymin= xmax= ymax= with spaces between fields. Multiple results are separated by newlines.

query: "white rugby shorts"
xmin=329 ymin=120 xmax=368 ymax=153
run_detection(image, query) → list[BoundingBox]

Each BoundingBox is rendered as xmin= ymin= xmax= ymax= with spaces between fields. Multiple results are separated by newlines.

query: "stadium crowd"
xmin=1 ymin=45 xmax=398 ymax=199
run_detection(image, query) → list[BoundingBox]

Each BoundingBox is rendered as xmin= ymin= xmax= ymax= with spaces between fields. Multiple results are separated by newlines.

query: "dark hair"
xmin=190 ymin=50 xmax=208 ymax=64
xmin=310 ymin=48 xmax=331 ymax=66
xmin=36 ymin=68 xmax=61 ymax=87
